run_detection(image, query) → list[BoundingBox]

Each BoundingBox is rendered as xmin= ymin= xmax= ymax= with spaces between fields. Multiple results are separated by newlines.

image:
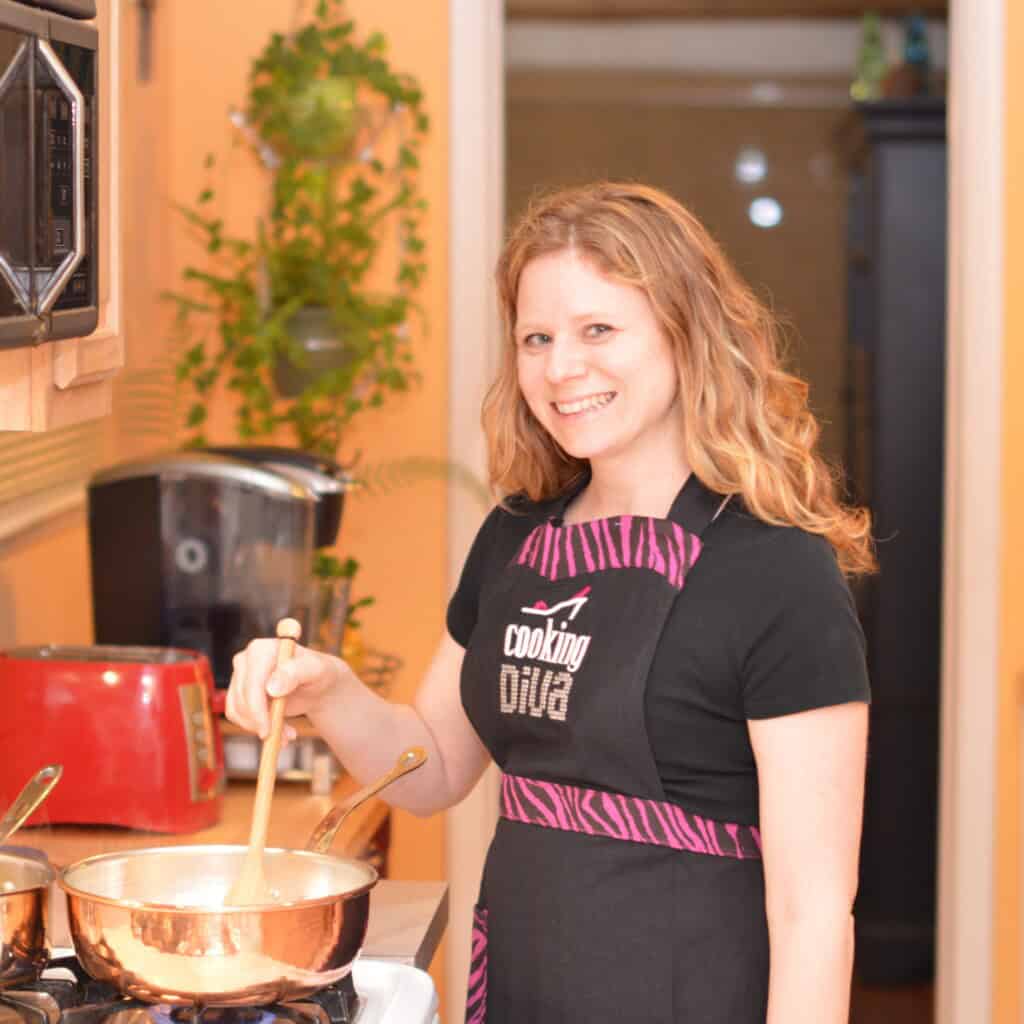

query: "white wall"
xmin=507 ymin=17 xmax=948 ymax=74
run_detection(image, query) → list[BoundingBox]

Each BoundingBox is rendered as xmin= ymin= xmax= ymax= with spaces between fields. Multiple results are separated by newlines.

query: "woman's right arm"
xmin=225 ymin=631 xmax=491 ymax=817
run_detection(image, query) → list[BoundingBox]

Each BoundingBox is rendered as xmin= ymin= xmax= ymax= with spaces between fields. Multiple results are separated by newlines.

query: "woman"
xmin=227 ymin=182 xmax=873 ymax=1024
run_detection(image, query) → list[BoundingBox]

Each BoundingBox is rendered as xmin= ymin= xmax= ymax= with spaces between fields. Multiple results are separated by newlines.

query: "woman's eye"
xmin=520 ymin=332 xmax=551 ymax=349
xmin=585 ymin=323 xmax=614 ymax=339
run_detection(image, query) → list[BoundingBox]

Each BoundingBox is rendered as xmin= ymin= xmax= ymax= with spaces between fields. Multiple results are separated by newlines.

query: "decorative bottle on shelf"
xmin=901 ymin=13 xmax=932 ymax=95
xmin=881 ymin=12 xmax=933 ymax=98
xmin=850 ymin=12 xmax=887 ymax=102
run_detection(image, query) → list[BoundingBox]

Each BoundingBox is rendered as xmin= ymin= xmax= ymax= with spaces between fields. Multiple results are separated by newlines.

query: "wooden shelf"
xmin=507 ymin=0 xmax=947 ymax=17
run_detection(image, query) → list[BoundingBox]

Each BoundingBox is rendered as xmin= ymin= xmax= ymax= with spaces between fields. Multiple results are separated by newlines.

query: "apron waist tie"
xmin=500 ymin=773 xmax=762 ymax=860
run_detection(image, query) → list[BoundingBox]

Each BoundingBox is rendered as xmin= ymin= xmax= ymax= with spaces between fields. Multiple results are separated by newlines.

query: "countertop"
xmin=19 ymin=771 xmax=389 ymax=866
xmin=15 ymin=776 xmax=448 ymax=971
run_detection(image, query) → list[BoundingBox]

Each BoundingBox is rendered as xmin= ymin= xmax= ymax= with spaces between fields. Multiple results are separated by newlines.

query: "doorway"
xmin=505 ymin=15 xmax=946 ymax=1021
xmin=445 ymin=3 xmax=1005 ymax=1021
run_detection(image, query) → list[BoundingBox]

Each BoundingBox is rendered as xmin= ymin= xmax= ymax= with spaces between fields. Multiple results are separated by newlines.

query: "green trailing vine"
xmin=312 ymin=552 xmax=375 ymax=627
xmin=166 ymin=0 xmax=429 ymax=461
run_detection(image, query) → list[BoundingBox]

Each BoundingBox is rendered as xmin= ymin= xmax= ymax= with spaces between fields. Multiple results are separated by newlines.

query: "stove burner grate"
xmin=0 ymin=959 xmax=360 ymax=1024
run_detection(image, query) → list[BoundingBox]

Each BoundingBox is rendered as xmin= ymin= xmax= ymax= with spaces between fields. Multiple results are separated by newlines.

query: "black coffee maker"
xmin=201 ymin=445 xmax=351 ymax=549
xmin=87 ymin=449 xmax=348 ymax=688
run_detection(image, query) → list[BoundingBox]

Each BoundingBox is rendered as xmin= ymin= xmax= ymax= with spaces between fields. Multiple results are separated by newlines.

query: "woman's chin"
xmin=552 ymin=436 xmax=610 ymax=462
xmin=543 ymin=416 xmax=623 ymax=463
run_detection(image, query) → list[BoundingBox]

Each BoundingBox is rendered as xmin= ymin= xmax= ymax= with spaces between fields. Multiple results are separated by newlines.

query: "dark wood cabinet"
xmin=843 ymin=98 xmax=947 ymax=985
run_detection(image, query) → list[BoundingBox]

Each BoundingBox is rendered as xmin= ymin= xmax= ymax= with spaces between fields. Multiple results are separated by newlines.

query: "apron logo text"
xmin=503 ymin=619 xmax=591 ymax=673
xmin=497 ymin=587 xmax=593 ymax=723
xmin=499 ymin=664 xmax=574 ymax=721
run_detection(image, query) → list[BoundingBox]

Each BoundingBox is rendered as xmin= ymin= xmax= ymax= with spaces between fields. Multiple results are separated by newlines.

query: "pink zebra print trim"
xmin=465 ymin=905 xmax=489 ymax=1024
xmin=501 ymin=774 xmax=762 ymax=860
xmin=514 ymin=516 xmax=701 ymax=589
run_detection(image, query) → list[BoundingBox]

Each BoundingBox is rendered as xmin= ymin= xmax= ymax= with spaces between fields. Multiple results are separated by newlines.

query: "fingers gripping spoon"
xmin=226 ymin=618 xmax=302 ymax=906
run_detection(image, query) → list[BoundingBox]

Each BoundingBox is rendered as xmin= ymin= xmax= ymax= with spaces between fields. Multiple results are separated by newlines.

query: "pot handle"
xmin=306 ymin=747 xmax=427 ymax=854
xmin=0 ymin=764 xmax=63 ymax=846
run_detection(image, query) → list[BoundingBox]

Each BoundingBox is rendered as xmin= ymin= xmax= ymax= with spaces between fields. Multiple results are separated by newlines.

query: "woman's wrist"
xmin=309 ymin=654 xmax=354 ymax=719
xmin=765 ymin=911 xmax=853 ymax=1024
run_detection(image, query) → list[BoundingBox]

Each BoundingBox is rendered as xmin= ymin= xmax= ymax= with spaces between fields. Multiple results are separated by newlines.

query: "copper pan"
xmin=58 ymin=748 xmax=426 ymax=1006
xmin=0 ymin=852 xmax=54 ymax=990
xmin=1 ymin=765 xmax=65 ymax=989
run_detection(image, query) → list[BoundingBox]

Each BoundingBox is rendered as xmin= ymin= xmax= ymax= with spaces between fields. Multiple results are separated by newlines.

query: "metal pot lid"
xmin=0 ymin=644 xmax=204 ymax=664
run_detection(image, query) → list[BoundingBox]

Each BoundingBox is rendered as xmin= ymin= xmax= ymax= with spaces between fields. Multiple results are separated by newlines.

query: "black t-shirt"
xmin=447 ymin=478 xmax=870 ymax=826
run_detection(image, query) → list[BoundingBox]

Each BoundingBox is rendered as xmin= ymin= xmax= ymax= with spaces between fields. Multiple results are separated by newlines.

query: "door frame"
xmin=446 ymin=4 xmax=1007 ymax=1021
xmin=935 ymin=1 xmax=1004 ymax=1021
xmin=445 ymin=2 xmax=504 ymax=1017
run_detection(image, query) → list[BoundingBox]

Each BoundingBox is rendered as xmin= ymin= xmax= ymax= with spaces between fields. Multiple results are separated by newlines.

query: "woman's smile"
xmin=552 ymin=391 xmax=617 ymax=417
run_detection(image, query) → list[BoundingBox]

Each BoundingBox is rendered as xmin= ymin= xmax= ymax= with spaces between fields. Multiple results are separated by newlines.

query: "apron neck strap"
xmin=543 ymin=468 xmax=731 ymax=539
xmin=667 ymin=474 xmax=731 ymax=538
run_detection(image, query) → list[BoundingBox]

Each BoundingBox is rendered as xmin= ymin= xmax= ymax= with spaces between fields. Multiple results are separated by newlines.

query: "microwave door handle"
xmin=35 ymin=39 xmax=85 ymax=317
xmin=0 ymin=40 xmax=33 ymax=313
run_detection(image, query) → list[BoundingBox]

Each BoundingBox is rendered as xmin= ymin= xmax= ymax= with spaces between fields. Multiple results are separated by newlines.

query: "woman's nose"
xmin=544 ymin=337 xmax=586 ymax=383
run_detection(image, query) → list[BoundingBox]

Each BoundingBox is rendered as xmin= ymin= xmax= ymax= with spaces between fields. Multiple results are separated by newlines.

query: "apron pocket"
xmin=465 ymin=903 xmax=489 ymax=1024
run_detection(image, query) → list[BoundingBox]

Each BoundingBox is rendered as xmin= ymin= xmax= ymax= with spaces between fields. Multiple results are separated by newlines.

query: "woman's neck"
xmin=564 ymin=458 xmax=692 ymax=524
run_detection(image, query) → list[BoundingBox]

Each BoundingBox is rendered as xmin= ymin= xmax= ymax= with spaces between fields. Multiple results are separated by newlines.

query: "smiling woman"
xmin=226 ymin=180 xmax=874 ymax=1024
xmin=455 ymin=181 xmax=874 ymax=1022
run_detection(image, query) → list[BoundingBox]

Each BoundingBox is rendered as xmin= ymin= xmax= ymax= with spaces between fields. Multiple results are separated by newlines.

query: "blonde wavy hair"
xmin=482 ymin=181 xmax=876 ymax=576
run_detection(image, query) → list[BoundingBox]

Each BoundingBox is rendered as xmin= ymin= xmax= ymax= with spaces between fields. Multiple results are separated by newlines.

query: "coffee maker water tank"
xmin=201 ymin=445 xmax=351 ymax=549
xmin=87 ymin=452 xmax=317 ymax=687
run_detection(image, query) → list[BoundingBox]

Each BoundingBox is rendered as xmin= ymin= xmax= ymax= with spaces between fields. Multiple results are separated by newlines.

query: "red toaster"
xmin=0 ymin=645 xmax=223 ymax=833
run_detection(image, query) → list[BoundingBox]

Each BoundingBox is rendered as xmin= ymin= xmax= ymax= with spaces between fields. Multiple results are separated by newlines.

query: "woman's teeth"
xmin=554 ymin=392 xmax=615 ymax=415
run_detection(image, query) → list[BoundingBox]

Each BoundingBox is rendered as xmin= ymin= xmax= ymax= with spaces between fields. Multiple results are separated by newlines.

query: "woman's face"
xmin=514 ymin=249 xmax=682 ymax=471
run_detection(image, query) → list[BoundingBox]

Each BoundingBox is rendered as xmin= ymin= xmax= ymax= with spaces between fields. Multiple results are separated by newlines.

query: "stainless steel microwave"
xmin=0 ymin=0 xmax=98 ymax=349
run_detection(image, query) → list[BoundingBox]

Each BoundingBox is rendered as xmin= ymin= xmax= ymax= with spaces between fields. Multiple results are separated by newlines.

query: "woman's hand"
xmin=224 ymin=639 xmax=350 ymax=740
xmin=226 ymin=631 xmax=489 ymax=816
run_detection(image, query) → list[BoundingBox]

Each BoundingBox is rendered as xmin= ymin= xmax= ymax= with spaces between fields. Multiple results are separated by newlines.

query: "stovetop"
xmin=0 ymin=959 xmax=361 ymax=1024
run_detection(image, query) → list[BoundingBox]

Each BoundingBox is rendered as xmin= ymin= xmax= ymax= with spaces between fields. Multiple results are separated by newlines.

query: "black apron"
xmin=461 ymin=476 xmax=770 ymax=1023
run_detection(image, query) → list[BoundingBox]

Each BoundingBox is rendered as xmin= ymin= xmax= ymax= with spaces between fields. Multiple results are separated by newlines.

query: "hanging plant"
xmin=166 ymin=0 xmax=429 ymax=460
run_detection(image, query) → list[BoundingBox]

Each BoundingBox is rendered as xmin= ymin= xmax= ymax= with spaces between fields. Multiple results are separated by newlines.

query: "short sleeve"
xmin=446 ymin=506 xmax=504 ymax=647
xmin=740 ymin=529 xmax=870 ymax=719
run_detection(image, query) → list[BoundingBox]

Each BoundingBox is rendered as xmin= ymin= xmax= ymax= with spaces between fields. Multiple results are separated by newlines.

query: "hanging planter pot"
xmin=272 ymin=305 xmax=356 ymax=398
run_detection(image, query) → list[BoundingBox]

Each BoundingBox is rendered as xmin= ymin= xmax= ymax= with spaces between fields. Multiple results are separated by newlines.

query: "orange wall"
xmin=165 ymin=0 xmax=452 ymax=1002
xmin=995 ymin=1 xmax=1023 ymax=1018
xmin=0 ymin=510 xmax=93 ymax=646
xmin=0 ymin=0 xmax=450 ymax=1004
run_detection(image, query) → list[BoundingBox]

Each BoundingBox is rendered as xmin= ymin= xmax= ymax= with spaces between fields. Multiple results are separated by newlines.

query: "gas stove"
xmin=0 ymin=956 xmax=437 ymax=1024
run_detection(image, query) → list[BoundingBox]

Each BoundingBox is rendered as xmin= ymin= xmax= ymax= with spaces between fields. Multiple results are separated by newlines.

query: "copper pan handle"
xmin=306 ymin=747 xmax=427 ymax=854
xmin=0 ymin=764 xmax=63 ymax=846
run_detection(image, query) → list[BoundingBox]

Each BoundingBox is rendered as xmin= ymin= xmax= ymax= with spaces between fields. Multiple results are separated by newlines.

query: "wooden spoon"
xmin=226 ymin=617 xmax=302 ymax=906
